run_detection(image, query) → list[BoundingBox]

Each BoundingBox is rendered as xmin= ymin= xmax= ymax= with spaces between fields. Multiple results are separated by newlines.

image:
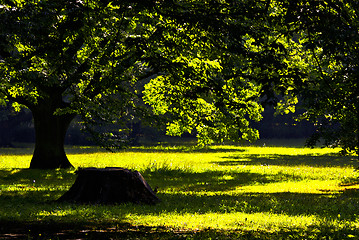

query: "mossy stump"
xmin=58 ymin=167 xmax=160 ymax=205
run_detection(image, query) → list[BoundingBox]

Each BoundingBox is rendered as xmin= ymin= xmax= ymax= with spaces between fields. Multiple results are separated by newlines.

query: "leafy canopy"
xmin=1 ymin=0 xmax=356 ymax=154
xmin=278 ymin=0 xmax=359 ymax=155
xmin=0 ymin=0 xmax=281 ymax=147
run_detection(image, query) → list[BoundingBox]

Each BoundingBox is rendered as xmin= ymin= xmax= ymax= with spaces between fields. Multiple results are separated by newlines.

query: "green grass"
xmin=0 ymin=141 xmax=358 ymax=239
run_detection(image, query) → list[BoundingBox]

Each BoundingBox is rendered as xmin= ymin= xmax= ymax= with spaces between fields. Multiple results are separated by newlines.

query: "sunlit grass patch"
xmin=126 ymin=211 xmax=319 ymax=231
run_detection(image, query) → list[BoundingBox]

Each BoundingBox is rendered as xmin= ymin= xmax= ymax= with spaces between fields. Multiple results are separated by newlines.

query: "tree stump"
xmin=57 ymin=167 xmax=160 ymax=205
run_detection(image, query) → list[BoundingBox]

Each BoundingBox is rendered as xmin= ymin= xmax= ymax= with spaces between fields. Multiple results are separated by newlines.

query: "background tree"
xmin=0 ymin=105 xmax=33 ymax=147
xmin=279 ymin=0 xmax=359 ymax=156
xmin=142 ymin=1 xmax=305 ymax=145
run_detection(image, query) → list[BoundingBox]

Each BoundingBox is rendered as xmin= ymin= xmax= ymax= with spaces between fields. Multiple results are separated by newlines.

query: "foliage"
xmin=275 ymin=1 xmax=359 ymax=155
xmin=0 ymin=0 xmax=278 ymax=152
xmin=1 ymin=0 xmax=358 ymax=167
xmin=1 ymin=0 xmax=153 ymax=148
xmin=0 ymin=144 xmax=358 ymax=238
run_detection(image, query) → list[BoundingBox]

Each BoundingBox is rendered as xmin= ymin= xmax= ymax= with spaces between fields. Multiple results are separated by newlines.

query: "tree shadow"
xmin=143 ymin=167 xmax=304 ymax=193
xmin=0 ymin=169 xmax=76 ymax=203
xmin=0 ymin=169 xmax=75 ymax=183
xmin=0 ymin=221 xmax=358 ymax=240
xmin=2 ymin=167 xmax=358 ymax=220
xmin=153 ymin=190 xmax=359 ymax=220
xmin=1 ymin=167 xmax=359 ymax=240
xmin=216 ymin=153 xmax=357 ymax=168
xmin=0 ymin=147 xmax=34 ymax=155
xmin=139 ymin=167 xmax=359 ymax=221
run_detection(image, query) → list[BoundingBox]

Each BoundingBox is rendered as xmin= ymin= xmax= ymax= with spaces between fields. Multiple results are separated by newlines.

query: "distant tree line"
xmin=0 ymin=103 xmax=315 ymax=147
xmin=253 ymin=106 xmax=315 ymax=139
xmin=0 ymin=105 xmax=33 ymax=147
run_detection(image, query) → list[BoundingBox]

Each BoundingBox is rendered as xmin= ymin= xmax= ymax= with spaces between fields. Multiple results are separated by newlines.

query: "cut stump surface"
xmin=58 ymin=167 xmax=160 ymax=205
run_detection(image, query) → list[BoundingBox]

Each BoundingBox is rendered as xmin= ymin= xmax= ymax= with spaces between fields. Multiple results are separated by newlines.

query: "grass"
xmin=0 ymin=140 xmax=358 ymax=239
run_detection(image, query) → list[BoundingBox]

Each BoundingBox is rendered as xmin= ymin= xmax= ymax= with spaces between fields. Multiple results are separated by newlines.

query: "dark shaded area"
xmin=0 ymin=106 xmax=34 ymax=147
xmin=125 ymin=147 xmax=246 ymax=153
xmin=1 ymin=220 xmax=358 ymax=240
xmin=144 ymin=168 xmax=291 ymax=193
xmin=252 ymin=106 xmax=316 ymax=139
xmin=0 ymin=104 xmax=317 ymax=148
xmin=217 ymin=153 xmax=357 ymax=168
xmin=158 ymin=191 xmax=357 ymax=219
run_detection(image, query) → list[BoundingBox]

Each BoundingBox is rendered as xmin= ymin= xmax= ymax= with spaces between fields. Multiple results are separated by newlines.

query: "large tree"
xmin=277 ymin=0 xmax=359 ymax=156
xmin=5 ymin=0 xmax=353 ymax=169
xmin=1 ymin=0 xmax=289 ymax=169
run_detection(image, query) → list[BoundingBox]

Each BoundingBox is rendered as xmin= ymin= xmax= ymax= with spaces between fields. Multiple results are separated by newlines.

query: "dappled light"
xmin=1 ymin=145 xmax=358 ymax=238
xmin=1 ymin=0 xmax=358 ymax=238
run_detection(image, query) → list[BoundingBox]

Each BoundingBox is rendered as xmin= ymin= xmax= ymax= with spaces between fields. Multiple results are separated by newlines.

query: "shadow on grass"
xmin=0 ymin=169 xmax=76 ymax=203
xmin=216 ymin=153 xmax=357 ymax=168
xmin=140 ymin=167 xmax=359 ymax=221
xmin=0 ymin=145 xmax=247 ymax=156
xmin=2 ymin=167 xmax=358 ymax=219
xmin=0 ymin=169 xmax=75 ymax=184
xmin=1 ymin=220 xmax=358 ymax=240
xmin=0 ymin=148 xmax=34 ymax=155
xmin=155 ymin=190 xmax=359 ymax=220
xmin=1 ymin=167 xmax=359 ymax=239
xmin=143 ymin=168 xmax=305 ymax=193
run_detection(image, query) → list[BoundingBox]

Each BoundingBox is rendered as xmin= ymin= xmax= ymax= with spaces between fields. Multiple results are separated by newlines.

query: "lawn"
xmin=0 ymin=140 xmax=358 ymax=239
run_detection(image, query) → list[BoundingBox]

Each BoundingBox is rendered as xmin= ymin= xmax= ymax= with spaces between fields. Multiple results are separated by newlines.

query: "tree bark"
xmin=58 ymin=167 xmax=160 ymax=205
xmin=29 ymin=105 xmax=76 ymax=169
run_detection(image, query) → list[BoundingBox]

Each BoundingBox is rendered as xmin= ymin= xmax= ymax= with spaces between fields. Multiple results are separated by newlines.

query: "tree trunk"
xmin=29 ymin=106 xmax=76 ymax=169
xmin=58 ymin=167 xmax=160 ymax=205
